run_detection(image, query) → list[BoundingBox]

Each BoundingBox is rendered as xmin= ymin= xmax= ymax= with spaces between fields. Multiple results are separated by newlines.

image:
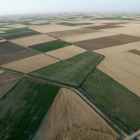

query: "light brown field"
xmin=10 ymin=34 xmax=57 ymax=47
xmin=30 ymin=20 xmax=49 ymax=24
xmin=4 ymin=24 xmax=27 ymax=28
xmin=33 ymin=88 xmax=120 ymax=140
xmin=97 ymin=52 xmax=140 ymax=97
xmin=0 ymin=70 xmax=4 ymax=74
xmin=0 ymin=28 xmax=12 ymax=31
xmin=59 ymin=31 xmax=119 ymax=42
xmin=0 ymin=31 xmax=5 ymax=34
xmin=46 ymin=45 xmax=87 ymax=60
xmin=0 ymin=38 xmax=6 ymax=42
xmin=28 ymin=24 xmax=82 ymax=33
xmin=2 ymin=54 xmax=60 ymax=73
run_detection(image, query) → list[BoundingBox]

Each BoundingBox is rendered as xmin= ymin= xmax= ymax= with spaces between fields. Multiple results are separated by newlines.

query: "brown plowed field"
xmin=2 ymin=54 xmax=60 ymax=73
xmin=33 ymin=88 xmax=120 ymax=140
xmin=73 ymin=34 xmax=140 ymax=50
xmin=0 ymin=71 xmax=22 ymax=99
xmin=85 ymin=24 xmax=123 ymax=30
xmin=1 ymin=31 xmax=40 ymax=40
xmin=128 ymin=49 xmax=140 ymax=56
xmin=47 ymin=28 xmax=97 ymax=38
xmin=0 ymin=42 xmax=40 ymax=65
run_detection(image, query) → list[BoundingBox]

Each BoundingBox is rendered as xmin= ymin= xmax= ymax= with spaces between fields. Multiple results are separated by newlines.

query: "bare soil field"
xmin=1 ymin=31 xmax=40 ymax=40
xmin=33 ymin=88 xmax=120 ymax=140
xmin=97 ymin=52 xmax=140 ymax=97
xmin=28 ymin=24 xmax=84 ymax=33
xmin=128 ymin=49 xmax=140 ymax=56
xmin=29 ymin=40 xmax=60 ymax=49
xmin=46 ymin=45 xmax=87 ymax=60
xmin=93 ymin=41 xmax=140 ymax=56
xmin=0 ymin=42 xmax=40 ymax=65
xmin=30 ymin=20 xmax=49 ymax=24
xmin=0 ymin=71 xmax=22 ymax=99
xmin=0 ymin=31 xmax=5 ymax=34
xmin=2 ymin=54 xmax=60 ymax=73
xmin=10 ymin=34 xmax=57 ymax=47
xmin=0 ymin=70 xmax=4 ymax=74
xmin=59 ymin=32 xmax=119 ymax=42
xmin=73 ymin=34 xmax=140 ymax=50
xmin=47 ymin=28 xmax=97 ymax=38
xmin=85 ymin=24 xmax=123 ymax=30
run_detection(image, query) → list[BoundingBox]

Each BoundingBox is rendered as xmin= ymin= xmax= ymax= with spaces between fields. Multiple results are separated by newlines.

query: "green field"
xmin=0 ymin=27 xmax=32 ymax=35
xmin=58 ymin=22 xmax=93 ymax=26
xmin=30 ymin=51 xmax=103 ymax=87
xmin=80 ymin=69 xmax=140 ymax=133
xmin=0 ymin=77 xmax=60 ymax=140
xmin=35 ymin=41 xmax=72 ymax=53
xmin=94 ymin=17 xmax=135 ymax=20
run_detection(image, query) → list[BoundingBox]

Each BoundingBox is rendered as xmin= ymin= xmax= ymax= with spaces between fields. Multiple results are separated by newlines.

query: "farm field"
xmin=1 ymin=30 xmax=40 ymax=40
xmin=0 ymin=71 xmax=22 ymax=99
xmin=30 ymin=51 xmax=103 ymax=87
xmin=58 ymin=22 xmax=93 ymax=26
xmin=0 ymin=27 xmax=32 ymax=35
xmin=73 ymin=34 xmax=140 ymax=50
xmin=35 ymin=41 xmax=72 ymax=52
xmin=33 ymin=88 xmax=121 ymax=140
xmin=47 ymin=28 xmax=97 ymax=38
xmin=10 ymin=34 xmax=57 ymax=47
xmin=46 ymin=45 xmax=87 ymax=60
xmin=2 ymin=54 xmax=60 ymax=73
xmin=0 ymin=77 xmax=60 ymax=140
xmin=80 ymin=69 xmax=140 ymax=133
xmin=0 ymin=42 xmax=39 ymax=65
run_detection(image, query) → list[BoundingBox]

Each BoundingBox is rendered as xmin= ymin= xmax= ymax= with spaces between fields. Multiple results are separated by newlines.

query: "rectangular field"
xmin=30 ymin=51 xmax=103 ymax=87
xmin=58 ymin=22 xmax=93 ymax=26
xmin=1 ymin=31 xmax=40 ymax=40
xmin=0 ymin=71 xmax=22 ymax=99
xmin=80 ymin=69 xmax=140 ymax=133
xmin=35 ymin=41 xmax=72 ymax=52
xmin=2 ymin=54 xmax=60 ymax=73
xmin=0 ymin=77 xmax=60 ymax=140
xmin=73 ymin=34 xmax=140 ymax=50
xmin=47 ymin=28 xmax=97 ymax=38
xmin=10 ymin=34 xmax=57 ymax=47
xmin=46 ymin=45 xmax=87 ymax=60
xmin=0 ymin=42 xmax=40 ymax=65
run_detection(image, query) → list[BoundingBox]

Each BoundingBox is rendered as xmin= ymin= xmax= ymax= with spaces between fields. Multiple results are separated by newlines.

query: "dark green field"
xmin=58 ymin=22 xmax=93 ymax=26
xmin=0 ymin=77 xmax=60 ymax=140
xmin=80 ymin=69 xmax=140 ymax=133
xmin=35 ymin=41 xmax=72 ymax=53
xmin=0 ymin=27 xmax=32 ymax=35
xmin=30 ymin=51 xmax=103 ymax=87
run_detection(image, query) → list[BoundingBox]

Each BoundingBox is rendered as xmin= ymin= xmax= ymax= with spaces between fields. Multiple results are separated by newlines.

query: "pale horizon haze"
xmin=0 ymin=0 xmax=140 ymax=16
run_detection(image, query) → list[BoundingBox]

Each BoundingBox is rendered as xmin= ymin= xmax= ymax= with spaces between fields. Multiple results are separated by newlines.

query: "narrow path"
xmin=124 ymin=129 xmax=140 ymax=140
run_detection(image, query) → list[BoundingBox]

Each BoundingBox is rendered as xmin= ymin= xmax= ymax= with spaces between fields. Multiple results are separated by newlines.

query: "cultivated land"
xmin=58 ymin=22 xmax=93 ymax=26
xmin=73 ymin=34 xmax=140 ymax=50
xmin=30 ymin=51 xmax=103 ymax=87
xmin=0 ymin=42 xmax=39 ymax=65
xmin=0 ymin=77 xmax=60 ymax=140
xmin=33 ymin=88 xmax=120 ymax=140
xmin=10 ymin=34 xmax=57 ymax=47
xmin=1 ymin=13 xmax=140 ymax=139
xmin=47 ymin=28 xmax=97 ymax=38
xmin=80 ymin=69 xmax=140 ymax=133
xmin=0 ymin=27 xmax=32 ymax=35
xmin=46 ymin=45 xmax=87 ymax=60
xmin=2 ymin=54 xmax=60 ymax=73
xmin=1 ymin=30 xmax=40 ymax=40
xmin=35 ymin=41 xmax=72 ymax=52
xmin=0 ymin=71 xmax=22 ymax=99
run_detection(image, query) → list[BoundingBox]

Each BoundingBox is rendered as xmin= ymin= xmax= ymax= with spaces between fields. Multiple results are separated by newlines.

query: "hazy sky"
xmin=1 ymin=0 xmax=140 ymax=16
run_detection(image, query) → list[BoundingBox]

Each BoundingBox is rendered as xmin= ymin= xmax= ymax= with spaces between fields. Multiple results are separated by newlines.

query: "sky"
xmin=0 ymin=0 xmax=140 ymax=16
